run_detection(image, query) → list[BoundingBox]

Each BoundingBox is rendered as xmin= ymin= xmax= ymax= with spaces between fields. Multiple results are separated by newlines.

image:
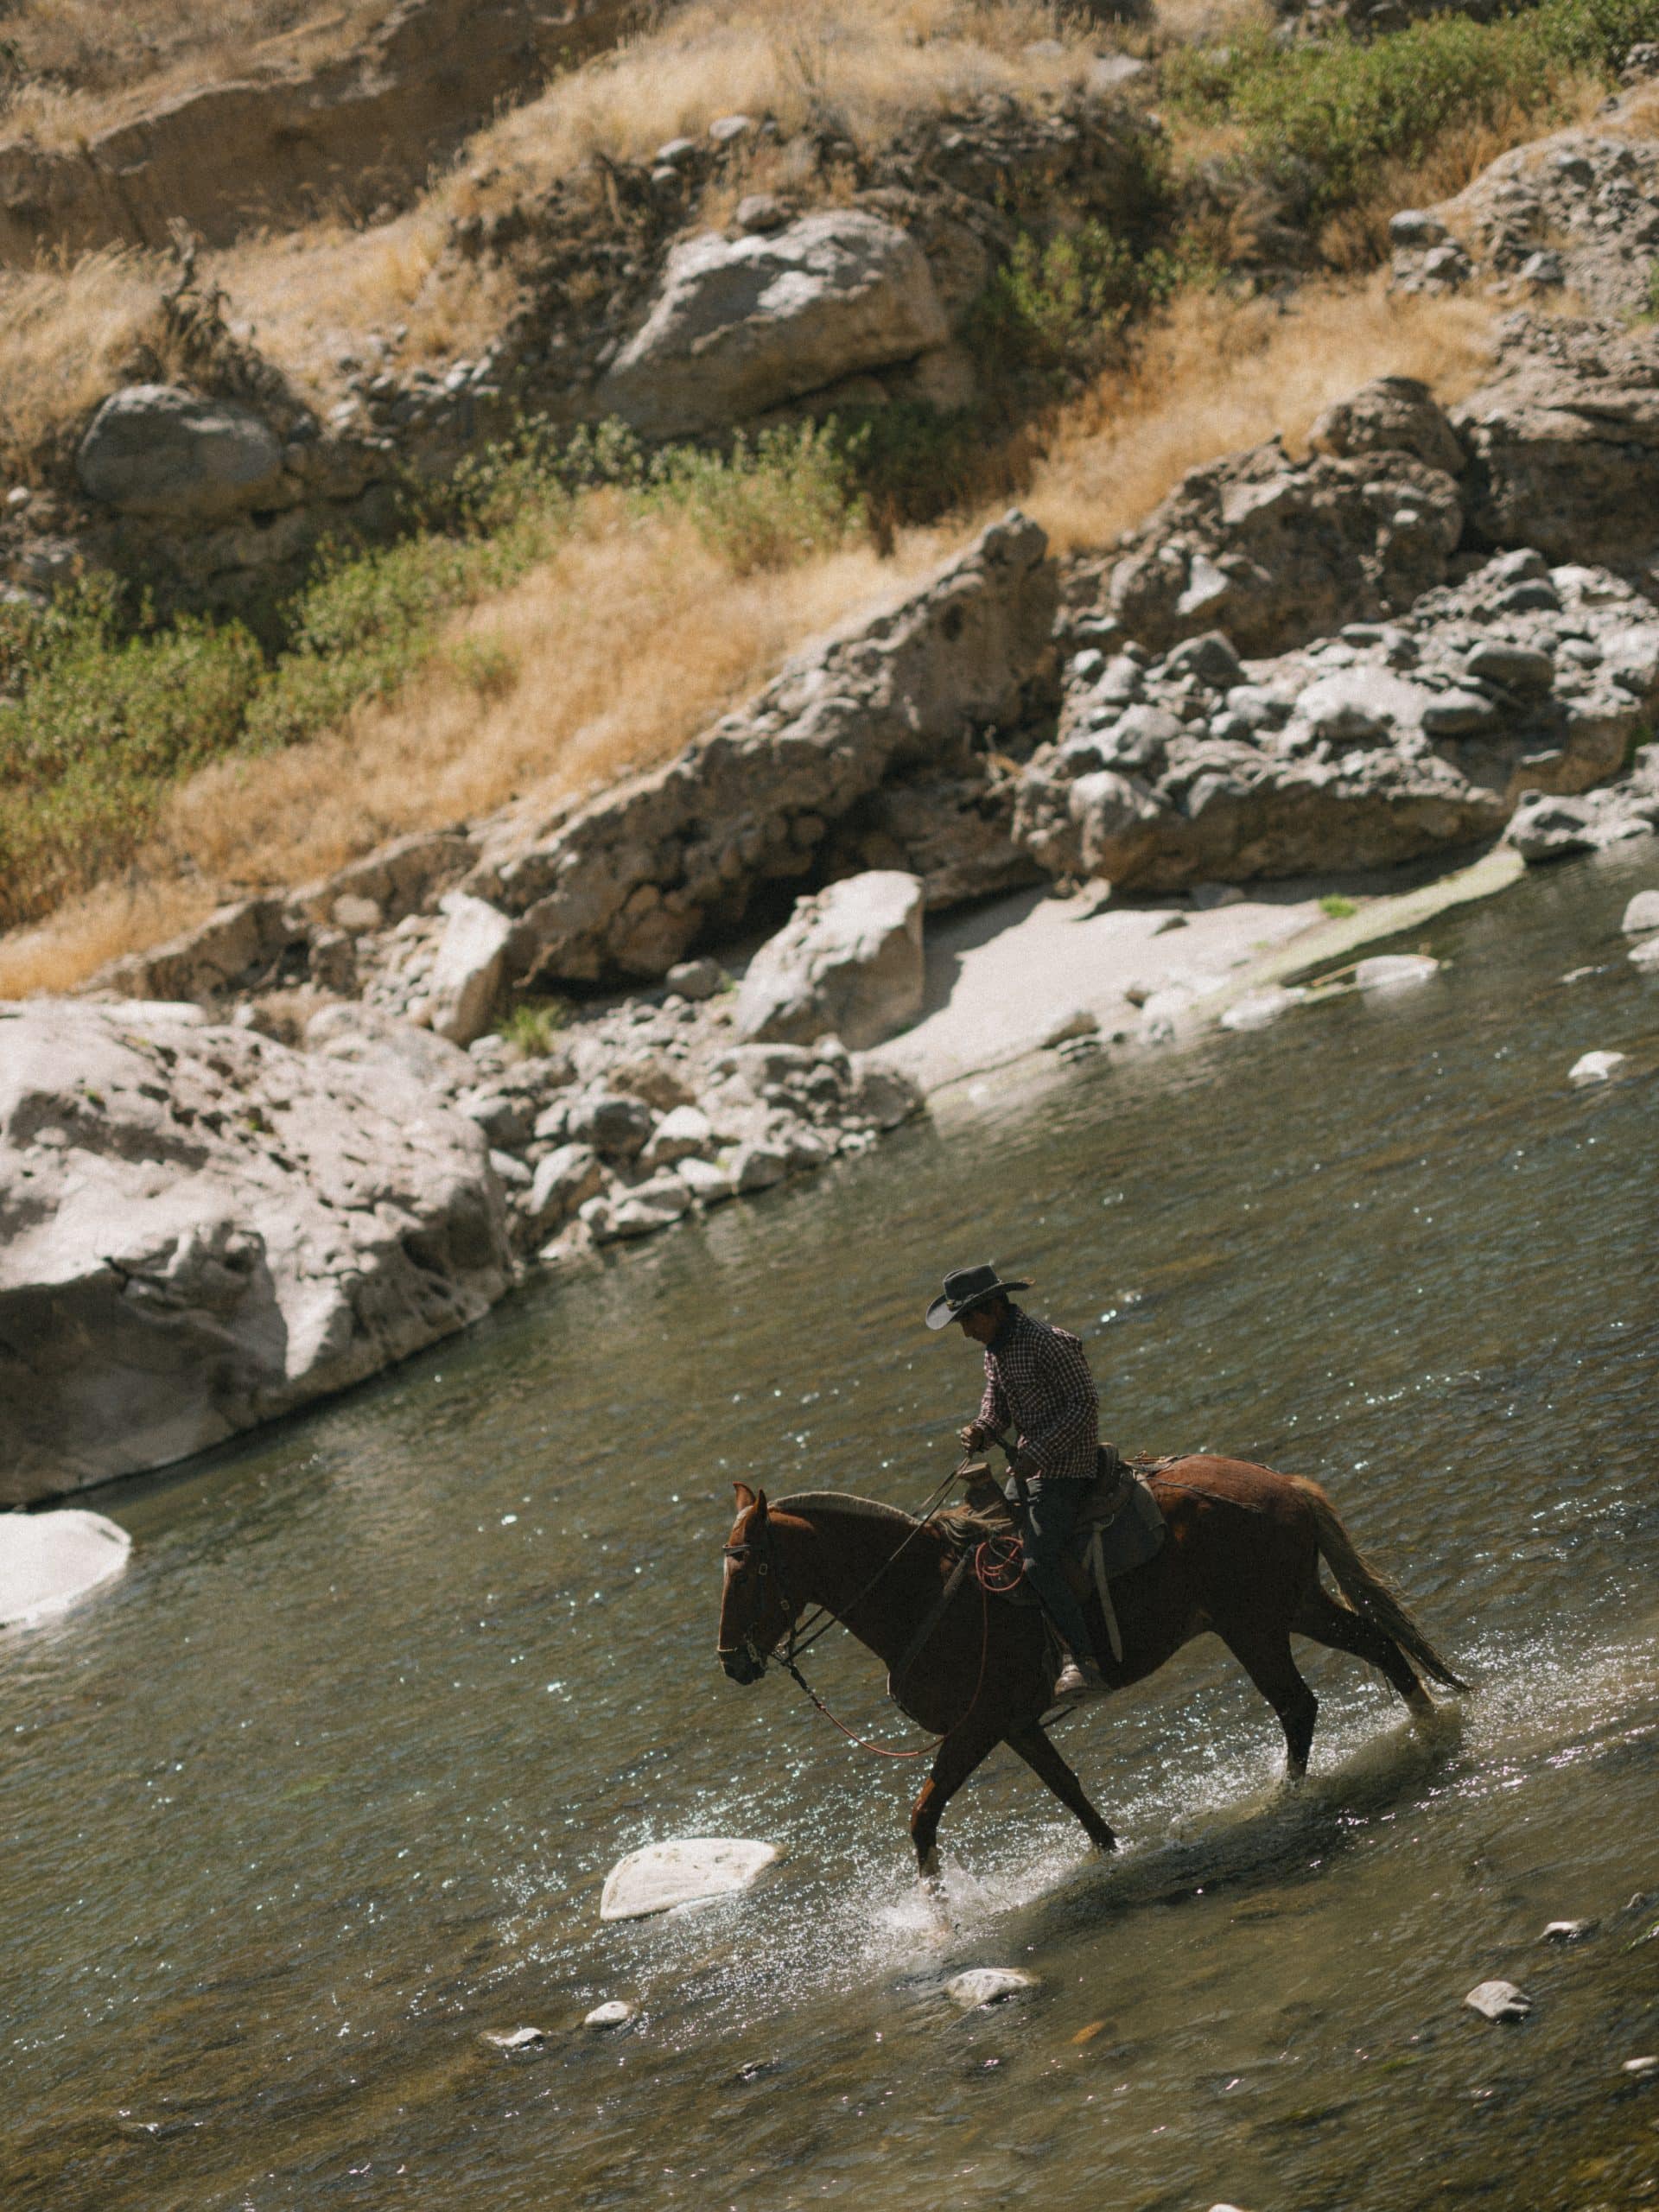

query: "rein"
xmin=721 ymin=1465 xmax=1004 ymax=1761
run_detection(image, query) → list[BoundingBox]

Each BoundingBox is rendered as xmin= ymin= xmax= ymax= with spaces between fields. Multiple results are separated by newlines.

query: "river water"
xmin=6 ymin=846 xmax=1658 ymax=2212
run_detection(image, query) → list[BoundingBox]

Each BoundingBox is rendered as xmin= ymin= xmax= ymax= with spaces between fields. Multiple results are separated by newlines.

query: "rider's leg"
xmin=1020 ymin=1480 xmax=1100 ymax=1669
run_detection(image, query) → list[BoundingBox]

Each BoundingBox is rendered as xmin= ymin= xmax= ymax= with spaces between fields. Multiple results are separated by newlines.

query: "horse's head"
xmin=716 ymin=1484 xmax=795 ymax=1685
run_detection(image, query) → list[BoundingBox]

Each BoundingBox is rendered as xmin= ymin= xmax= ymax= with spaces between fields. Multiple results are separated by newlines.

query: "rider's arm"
xmin=965 ymin=1359 xmax=1008 ymax=1447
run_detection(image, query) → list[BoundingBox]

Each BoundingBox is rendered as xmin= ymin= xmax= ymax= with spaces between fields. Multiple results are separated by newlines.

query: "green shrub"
xmin=976 ymin=223 xmax=1207 ymax=378
xmin=1164 ymin=0 xmax=1659 ymax=225
xmin=641 ymin=423 xmax=865 ymax=573
xmin=499 ymin=996 xmax=571 ymax=1056
xmin=0 ymin=580 xmax=263 ymax=927
xmin=1319 ymin=893 xmax=1360 ymax=919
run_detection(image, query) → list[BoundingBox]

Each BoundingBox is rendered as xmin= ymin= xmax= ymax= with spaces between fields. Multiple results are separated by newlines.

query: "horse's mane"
xmin=772 ymin=1490 xmax=920 ymax=1532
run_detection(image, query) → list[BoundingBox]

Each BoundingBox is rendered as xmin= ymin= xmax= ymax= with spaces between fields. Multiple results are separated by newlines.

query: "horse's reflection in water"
xmin=716 ymin=1462 xmax=1466 ymax=1881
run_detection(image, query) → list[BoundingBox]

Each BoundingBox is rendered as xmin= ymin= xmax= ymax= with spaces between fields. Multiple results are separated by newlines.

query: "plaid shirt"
xmin=976 ymin=1306 xmax=1099 ymax=1484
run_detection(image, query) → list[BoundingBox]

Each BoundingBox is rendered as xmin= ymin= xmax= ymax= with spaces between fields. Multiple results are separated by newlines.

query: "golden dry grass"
xmin=0 ymin=246 xmax=178 ymax=469
xmin=0 ymin=505 xmax=940 ymax=996
xmin=1025 ymin=276 xmax=1500 ymax=555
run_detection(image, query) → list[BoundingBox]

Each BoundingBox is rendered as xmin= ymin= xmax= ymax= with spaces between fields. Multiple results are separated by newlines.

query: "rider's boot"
xmin=1052 ymin=1650 xmax=1109 ymax=1704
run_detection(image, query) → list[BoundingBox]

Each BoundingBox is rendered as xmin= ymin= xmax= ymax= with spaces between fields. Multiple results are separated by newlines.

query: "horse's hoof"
xmin=918 ymin=1847 xmax=941 ymax=1882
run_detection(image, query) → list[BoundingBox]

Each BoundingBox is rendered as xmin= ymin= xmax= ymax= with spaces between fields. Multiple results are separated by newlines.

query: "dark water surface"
xmin=6 ymin=847 xmax=1659 ymax=2212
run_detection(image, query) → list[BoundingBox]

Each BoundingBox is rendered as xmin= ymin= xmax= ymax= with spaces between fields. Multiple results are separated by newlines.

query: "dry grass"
xmin=205 ymin=0 xmax=1103 ymax=391
xmin=0 ymin=0 xmax=397 ymax=148
xmin=0 ymin=505 xmax=939 ymax=996
xmin=1026 ymin=276 xmax=1499 ymax=553
xmin=0 ymin=246 xmax=179 ymax=470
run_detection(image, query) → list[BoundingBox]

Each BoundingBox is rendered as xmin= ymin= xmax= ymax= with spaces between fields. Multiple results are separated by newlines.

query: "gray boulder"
xmin=418 ymin=892 xmax=515 ymax=1046
xmin=1106 ymin=434 xmax=1463 ymax=658
xmin=1308 ymin=375 xmax=1466 ymax=477
xmin=1453 ymin=315 xmax=1659 ymax=565
xmin=76 ymin=383 xmax=287 ymax=520
xmin=0 ymin=1002 xmax=512 ymax=1503
xmin=596 ymin=212 xmax=950 ymax=437
xmin=734 ymin=871 xmax=925 ymax=1048
xmin=468 ymin=513 xmax=1055 ymax=987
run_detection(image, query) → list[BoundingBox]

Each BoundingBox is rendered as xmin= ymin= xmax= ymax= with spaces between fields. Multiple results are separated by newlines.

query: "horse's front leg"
xmin=910 ymin=1717 xmax=1003 ymax=1878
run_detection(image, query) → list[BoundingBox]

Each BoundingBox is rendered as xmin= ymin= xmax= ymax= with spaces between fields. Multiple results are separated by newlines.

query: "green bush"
xmin=0 ymin=581 xmax=263 ymax=927
xmin=1163 ymin=0 xmax=1659 ymax=223
xmin=642 ymin=423 xmax=865 ymax=572
xmin=1319 ymin=893 xmax=1360 ymax=919
xmin=976 ymin=223 xmax=1207 ymax=378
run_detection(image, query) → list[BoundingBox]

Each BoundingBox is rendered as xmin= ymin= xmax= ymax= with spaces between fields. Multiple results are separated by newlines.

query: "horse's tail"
xmin=1299 ymin=1481 xmax=1469 ymax=1691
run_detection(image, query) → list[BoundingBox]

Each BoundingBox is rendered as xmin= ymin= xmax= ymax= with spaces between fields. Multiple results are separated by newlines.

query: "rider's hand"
xmin=958 ymin=1422 xmax=989 ymax=1452
xmin=1010 ymin=1449 xmax=1039 ymax=1481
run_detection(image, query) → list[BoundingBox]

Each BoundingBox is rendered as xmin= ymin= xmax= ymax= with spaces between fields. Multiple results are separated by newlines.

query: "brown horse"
xmin=716 ymin=1459 xmax=1465 ymax=1874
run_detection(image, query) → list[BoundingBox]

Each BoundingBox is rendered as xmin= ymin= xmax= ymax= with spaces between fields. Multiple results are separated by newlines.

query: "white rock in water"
xmin=1630 ymin=933 xmax=1659 ymax=970
xmin=1569 ymin=1051 xmax=1626 ymax=1084
xmin=600 ymin=1838 xmax=781 ymax=1922
xmin=944 ymin=1967 xmax=1039 ymax=2008
xmin=1541 ymin=1918 xmax=1596 ymax=1941
xmin=1465 ymin=1979 xmax=1532 ymax=2022
xmin=583 ymin=2000 xmax=637 ymax=2030
xmin=1619 ymin=888 xmax=1659 ymax=934
xmin=1623 ymin=2054 xmax=1659 ymax=2076
xmin=1221 ymin=985 xmax=1303 ymax=1032
xmin=0 ymin=1510 xmax=130 ymax=1627
xmin=481 ymin=2024 xmax=545 ymax=2050
xmin=1356 ymin=953 xmax=1440 ymax=991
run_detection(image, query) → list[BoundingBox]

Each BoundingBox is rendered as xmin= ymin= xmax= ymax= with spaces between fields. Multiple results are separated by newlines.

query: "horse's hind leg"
xmin=1217 ymin=1622 xmax=1319 ymax=1778
xmin=1007 ymin=1723 xmax=1117 ymax=1853
xmin=1294 ymin=1586 xmax=1434 ymax=1719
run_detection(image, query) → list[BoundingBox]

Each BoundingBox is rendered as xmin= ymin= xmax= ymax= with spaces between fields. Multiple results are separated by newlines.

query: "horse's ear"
xmin=732 ymin=1482 xmax=756 ymax=1512
xmin=753 ymin=1488 xmax=769 ymax=1518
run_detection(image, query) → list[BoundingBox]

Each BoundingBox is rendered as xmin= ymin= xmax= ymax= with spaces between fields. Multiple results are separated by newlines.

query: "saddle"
xmin=947 ymin=1443 xmax=1167 ymax=1663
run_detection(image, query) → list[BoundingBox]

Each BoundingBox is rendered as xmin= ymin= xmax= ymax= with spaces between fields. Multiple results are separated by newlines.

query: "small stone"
xmin=1465 ymin=1979 xmax=1532 ymax=2022
xmin=1630 ymin=934 xmax=1659 ymax=970
xmin=1221 ymin=986 xmax=1303 ymax=1032
xmin=1355 ymin=953 xmax=1440 ymax=991
xmin=642 ymin=1103 xmax=715 ymax=1166
xmin=1153 ymin=911 xmax=1188 ymax=934
xmin=1390 ymin=209 xmax=1449 ymax=248
xmin=1043 ymin=1007 xmax=1100 ymax=1049
xmin=676 ymin=1155 xmax=736 ymax=1205
xmin=1541 ymin=1918 xmax=1596 ymax=1942
xmin=1519 ymin=250 xmax=1565 ymax=289
xmin=944 ymin=1967 xmax=1039 ymax=2008
xmin=666 ymin=957 xmax=725 ymax=1001
xmin=1620 ymin=888 xmax=1659 ymax=934
xmin=709 ymin=113 xmax=754 ymax=143
xmin=653 ymin=137 xmax=698 ymax=167
xmin=733 ymin=1140 xmax=789 ymax=1192
xmin=600 ymin=1838 xmax=781 ymax=1922
xmin=1568 ymin=1050 xmax=1627 ymax=1084
xmin=331 ymin=893 xmax=385 ymax=933
xmin=481 ymin=2025 xmax=545 ymax=2050
xmin=734 ymin=193 xmax=788 ymax=235
xmin=1623 ymin=2055 xmax=1659 ymax=2075
xmin=583 ymin=2000 xmax=637 ymax=2030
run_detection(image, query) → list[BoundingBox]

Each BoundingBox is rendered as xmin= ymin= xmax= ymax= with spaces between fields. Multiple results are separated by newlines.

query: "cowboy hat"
xmin=925 ymin=1262 xmax=1033 ymax=1331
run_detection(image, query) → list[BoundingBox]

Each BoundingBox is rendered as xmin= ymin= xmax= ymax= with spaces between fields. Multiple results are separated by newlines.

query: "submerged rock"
xmin=0 ymin=1508 xmax=131 ymax=1626
xmin=944 ymin=1967 xmax=1039 ymax=2008
xmin=582 ymin=2000 xmax=637 ymax=2030
xmin=1355 ymin=954 xmax=1440 ymax=992
xmin=1622 ymin=890 xmax=1659 ymax=935
xmin=1541 ymin=1918 xmax=1597 ymax=1941
xmin=1568 ymin=1051 xmax=1627 ymax=1084
xmin=480 ymin=2024 xmax=545 ymax=2050
xmin=1465 ymin=1979 xmax=1533 ymax=2022
xmin=1220 ymin=985 xmax=1303 ymax=1032
xmin=599 ymin=1838 xmax=782 ymax=1922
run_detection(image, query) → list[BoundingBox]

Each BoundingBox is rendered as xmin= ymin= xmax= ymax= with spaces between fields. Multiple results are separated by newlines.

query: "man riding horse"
xmin=927 ymin=1262 xmax=1110 ymax=1706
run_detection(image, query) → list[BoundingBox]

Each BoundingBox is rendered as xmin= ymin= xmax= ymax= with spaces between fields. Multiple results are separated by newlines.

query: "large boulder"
xmin=1452 ymin=315 xmax=1659 ymax=566
xmin=75 ymin=384 xmax=288 ymax=521
xmin=466 ymin=512 xmax=1056 ymax=987
xmin=417 ymin=892 xmax=516 ymax=1045
xmin=0 ymin=1002 xmax=513 ymax=1503
xmin=0 ymin=1509 xmax=131 ymax=1626
xmin=1105 ymin=435 xmax=1464 ymax=658
xmin=1019 ymin=550 xmax=1659 ymax=890
xmin=595 ymin=212 xmax=950 ymax=436
xmin=734 ymin=870 xmax=925 ymax=1047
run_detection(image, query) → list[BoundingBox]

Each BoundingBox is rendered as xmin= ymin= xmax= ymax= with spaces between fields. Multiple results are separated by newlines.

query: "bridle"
xmin=715 ymin=1516 xmax=797 ymax=1678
